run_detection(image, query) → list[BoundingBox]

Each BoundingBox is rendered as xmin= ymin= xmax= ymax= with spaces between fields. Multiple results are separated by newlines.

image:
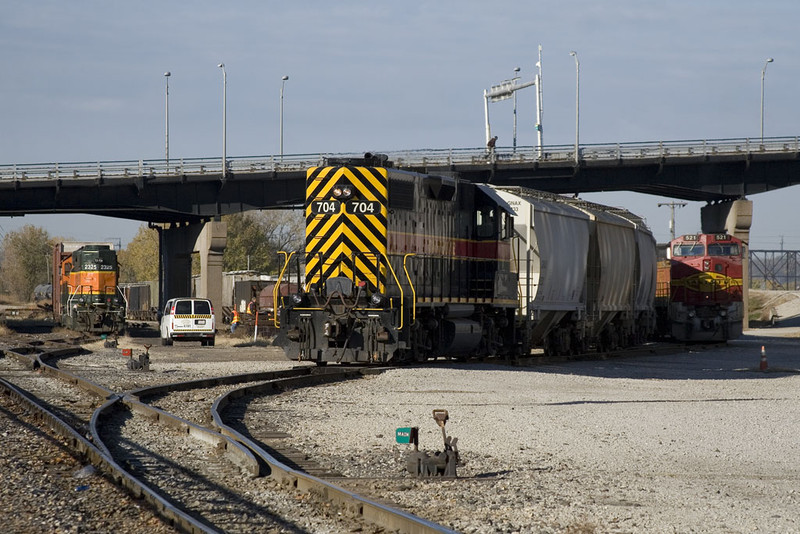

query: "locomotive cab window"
xmin=476 ymin=207 xmax=496 ymax=239
xmin=502 ymin=211 xmax=514 ymax=240
xmin=707 ymin=243 xmax=740 ymax=256
xmin=672 ymin=243 xmax=704 ymax=256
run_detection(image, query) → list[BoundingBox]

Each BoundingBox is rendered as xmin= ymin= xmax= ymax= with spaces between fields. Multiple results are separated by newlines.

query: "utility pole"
xmin=658 ymin=201 xmax=687 ymax=241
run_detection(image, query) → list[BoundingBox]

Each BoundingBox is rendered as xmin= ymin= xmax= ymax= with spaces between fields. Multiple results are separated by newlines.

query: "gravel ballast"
xmin=265 ymin=332 xmax=800 ymax=533
xmin=3 ymin=326 xmax=800 ymax=533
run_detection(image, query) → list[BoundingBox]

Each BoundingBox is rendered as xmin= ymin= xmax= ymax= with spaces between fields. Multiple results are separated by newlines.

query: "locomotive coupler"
xmin=400 ymin=409 xmax=459 ymax=478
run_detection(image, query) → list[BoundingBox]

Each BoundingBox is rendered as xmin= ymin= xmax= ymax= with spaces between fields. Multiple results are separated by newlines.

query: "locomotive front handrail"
xmin=379 ymin=252 xmax=406 ymax=330
xmin=402 ymin=253 xmax=417 ymax=324
xmin=350 ymin=251 xmax=406 ymax=330
xmin=67 ymin=284 xmax=92 ymax=305
xmin=116 ymin=286 xmax=128 ymax=310
xmin=273 ymin=250 xmax=296 ymax=328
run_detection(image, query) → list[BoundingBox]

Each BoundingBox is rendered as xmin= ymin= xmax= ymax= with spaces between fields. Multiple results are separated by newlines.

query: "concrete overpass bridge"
xmin=3 ymin=136 xmax=799 ymax=312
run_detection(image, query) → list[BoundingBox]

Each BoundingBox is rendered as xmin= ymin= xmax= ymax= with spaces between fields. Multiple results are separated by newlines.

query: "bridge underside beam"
xmin=426 ymin=155 xmax=800 ymax=203
xmin=0 ymin=170 xmax=305 ymax=223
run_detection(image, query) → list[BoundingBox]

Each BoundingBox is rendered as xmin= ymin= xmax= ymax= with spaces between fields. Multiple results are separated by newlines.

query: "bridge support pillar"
xmin=700 ymin=199 xmax=753 ymax=329
xmin=195 ymin=220 xmax=228 ymax=324
xmin=161 ymin=223 xmax=200 ymax=306
xmin=160 ymin=220 xmax=227 ymax=326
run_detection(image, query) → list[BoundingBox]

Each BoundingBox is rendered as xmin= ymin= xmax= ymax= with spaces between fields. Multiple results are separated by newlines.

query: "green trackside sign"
xmin=396 ymin=427 xmax=415 ymax=444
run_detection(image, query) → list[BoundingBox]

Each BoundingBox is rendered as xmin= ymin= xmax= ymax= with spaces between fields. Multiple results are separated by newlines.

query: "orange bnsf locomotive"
xmin=667 ymin=233 xmax=744 ymax=342
xmin=52 ymin=242 xmax=126 ymax=334
xmin=274 ymin=165 xmax=518 ymax=364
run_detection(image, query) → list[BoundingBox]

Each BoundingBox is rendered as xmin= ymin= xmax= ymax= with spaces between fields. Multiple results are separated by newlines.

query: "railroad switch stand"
xmin=402 ymin=409 xmax=460 ymax=478
xmin=126 ymin=344 xmax=151 ymax=372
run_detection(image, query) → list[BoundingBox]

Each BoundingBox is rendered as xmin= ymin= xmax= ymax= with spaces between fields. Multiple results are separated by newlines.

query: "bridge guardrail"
xmin=2 ymin=137 xmax=798 ymax=182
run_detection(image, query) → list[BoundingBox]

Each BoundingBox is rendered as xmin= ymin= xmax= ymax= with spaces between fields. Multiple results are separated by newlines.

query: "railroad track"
xmin=0 ymin=334 xmax=457 ymax=533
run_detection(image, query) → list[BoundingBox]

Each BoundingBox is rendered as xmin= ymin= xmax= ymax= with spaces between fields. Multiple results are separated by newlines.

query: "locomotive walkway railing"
xmin=1 ymin=136 xmax=799 ymax=182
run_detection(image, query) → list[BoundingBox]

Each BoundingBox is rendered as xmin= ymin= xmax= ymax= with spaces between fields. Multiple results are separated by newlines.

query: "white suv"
xmin=160 ymin=298 xmax=216 ymax=346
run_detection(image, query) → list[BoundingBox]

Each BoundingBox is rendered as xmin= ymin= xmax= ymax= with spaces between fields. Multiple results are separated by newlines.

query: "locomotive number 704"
xmin=346 ymin=200 xmax=381 ymax=214
xmin=311 ymin=201 xmax=340 ymax=214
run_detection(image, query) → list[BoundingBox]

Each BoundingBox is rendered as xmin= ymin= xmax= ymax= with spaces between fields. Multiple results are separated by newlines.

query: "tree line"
xmin=0 ymin=210 xmax=304 ymax=303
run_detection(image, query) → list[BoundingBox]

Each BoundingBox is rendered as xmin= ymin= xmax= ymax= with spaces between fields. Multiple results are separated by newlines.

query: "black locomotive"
xmin=274 ymin=165 xmax=657 ymax=364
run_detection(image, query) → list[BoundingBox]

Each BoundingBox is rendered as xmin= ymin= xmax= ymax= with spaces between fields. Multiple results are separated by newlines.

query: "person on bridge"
xmin=230 ymin=309 xmax=240 ymax=334
xmin=486 ymin=136 xmax=498 ymax=159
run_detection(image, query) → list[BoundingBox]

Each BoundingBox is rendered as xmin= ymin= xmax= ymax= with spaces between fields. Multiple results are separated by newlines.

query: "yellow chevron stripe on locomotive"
xmin=671 ymin=271 xmax=743 ymax=292
xmin=305 ymin=166 xmax=388 ymax=292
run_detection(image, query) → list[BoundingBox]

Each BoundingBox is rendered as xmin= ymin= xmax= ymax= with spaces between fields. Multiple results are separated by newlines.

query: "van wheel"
xmin=208 ymin=337 xmax=215 ymax=347
xmin=162 ymin=337 xmax=173 ymax=346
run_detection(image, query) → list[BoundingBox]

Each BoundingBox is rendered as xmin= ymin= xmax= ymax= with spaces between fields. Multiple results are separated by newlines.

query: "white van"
xmin=160 ymin=297 xmax=216 ymax=346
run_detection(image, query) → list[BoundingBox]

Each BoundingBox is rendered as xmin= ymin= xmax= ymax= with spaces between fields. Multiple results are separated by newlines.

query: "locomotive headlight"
xmin=370 ymin=292 xmax=386 ymax=307
xmin=688 ymin=311 xmax=695 ymax=318
xmin=332 ymin=185 xmax=353 ymax=199
xmin=720 ymin=310 xmax=727 ymax=317
xmin=79 ymin=297 xmax=86 ymax=304
xmin=291 ymin=292 xmax=307 ymax=306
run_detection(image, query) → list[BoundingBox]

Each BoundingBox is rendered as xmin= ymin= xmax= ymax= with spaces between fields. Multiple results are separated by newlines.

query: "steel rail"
xmin=210 ymin=368 xmax=460 ymax=534
xmin=1 ymin=345 xmax=219 ymax=533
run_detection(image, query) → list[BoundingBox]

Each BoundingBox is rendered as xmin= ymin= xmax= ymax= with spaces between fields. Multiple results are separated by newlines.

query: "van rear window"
xmin=175 ymin=301 xmax=192 ymax=314
xmin=194 ymin=301 xmax=211 ymax=314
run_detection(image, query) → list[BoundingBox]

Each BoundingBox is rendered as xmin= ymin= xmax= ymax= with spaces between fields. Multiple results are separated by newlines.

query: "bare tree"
xmin=224 ymin=209 xmax=304 ymax=273
xmin=0 ymin=225 xmax=53 ymax=302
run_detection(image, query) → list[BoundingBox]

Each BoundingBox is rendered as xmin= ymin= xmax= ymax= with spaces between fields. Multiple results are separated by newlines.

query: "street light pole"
xmin=280 ymin=75 xmax=289 ymax=158
xmin=535 ymin=44 xmax=544 ymax=157
xmin=217 ymin=63 xmax=227 ymax=176
xmin=760 ymin=57 xmax=774 ymax=143
xmin=512 ymin=67 xmax=520 ymax=151
xmin=569 ymin=51 xmax=579 ymax=164
xmin=164 ymin=71 xmax=170 ymax=168
xmin=658 ymin=201 xmax=687 ymax=242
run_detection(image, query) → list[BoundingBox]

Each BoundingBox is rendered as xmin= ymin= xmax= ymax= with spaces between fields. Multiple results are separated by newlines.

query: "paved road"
xmin=531 ymin=329 xmax=800 ymax=381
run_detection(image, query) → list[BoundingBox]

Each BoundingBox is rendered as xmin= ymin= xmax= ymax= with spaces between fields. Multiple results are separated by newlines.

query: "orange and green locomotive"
xmin=52 ymin=242 xmax=126 ymax=334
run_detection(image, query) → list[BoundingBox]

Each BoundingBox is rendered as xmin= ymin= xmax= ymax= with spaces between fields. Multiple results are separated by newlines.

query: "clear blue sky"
xmin=2 ymin=1 xmax=798 ymax=249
